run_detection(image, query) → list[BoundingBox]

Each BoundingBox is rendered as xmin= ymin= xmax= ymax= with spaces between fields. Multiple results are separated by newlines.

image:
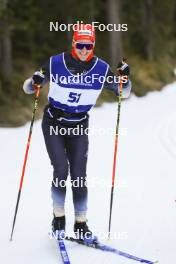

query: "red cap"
xmin=73 ymin=24 xmax=95 ymax=43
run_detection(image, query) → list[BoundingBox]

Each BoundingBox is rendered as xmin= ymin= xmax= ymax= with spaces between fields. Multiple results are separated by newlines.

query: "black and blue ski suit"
xmin=23 ymin=51 xmax=131 ymax=222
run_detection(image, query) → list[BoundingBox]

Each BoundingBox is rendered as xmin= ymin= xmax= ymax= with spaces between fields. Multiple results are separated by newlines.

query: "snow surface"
xmin=1 ymin=82 xmax=176 ymax=264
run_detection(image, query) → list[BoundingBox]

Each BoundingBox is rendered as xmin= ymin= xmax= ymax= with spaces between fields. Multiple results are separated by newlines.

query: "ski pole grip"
xmin=32 ymin=84 xmax=41 ymax=97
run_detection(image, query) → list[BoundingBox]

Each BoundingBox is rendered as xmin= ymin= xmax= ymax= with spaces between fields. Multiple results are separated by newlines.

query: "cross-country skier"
xmin=23 ymin=24 xmax=131 ymax=243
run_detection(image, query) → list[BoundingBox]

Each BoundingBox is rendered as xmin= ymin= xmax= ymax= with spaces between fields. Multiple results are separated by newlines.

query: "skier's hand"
xmin=32 ymin=70 xmax=45 ymax=86
xmin=117 ymin=58 xmax=130 ymax=77
xmin=31 ymin=70 xmax=45 ymax=93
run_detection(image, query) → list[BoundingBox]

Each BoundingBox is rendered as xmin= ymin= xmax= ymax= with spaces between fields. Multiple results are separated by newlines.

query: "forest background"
xmin=0 ymin=0 xmax=175 ymax=126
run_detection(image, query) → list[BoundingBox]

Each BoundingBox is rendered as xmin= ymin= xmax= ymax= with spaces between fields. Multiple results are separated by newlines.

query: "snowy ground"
xmin=1 ymin=82 xmax=176 ymax=264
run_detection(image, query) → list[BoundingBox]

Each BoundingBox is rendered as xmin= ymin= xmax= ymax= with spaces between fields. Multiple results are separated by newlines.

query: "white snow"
xmin=1 ymin=82 xmax=176 ymax=264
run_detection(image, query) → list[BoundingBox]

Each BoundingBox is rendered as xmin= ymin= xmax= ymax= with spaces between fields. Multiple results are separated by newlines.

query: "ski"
xmin=57 ymin=239 xmax=71 ymax=264
xmin=65 ymin=236 xmax=158 ymax=264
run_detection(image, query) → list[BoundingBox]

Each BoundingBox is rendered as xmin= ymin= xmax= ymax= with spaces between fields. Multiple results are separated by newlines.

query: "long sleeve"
xmin=23 ymin=77 xmax=35 ymax=94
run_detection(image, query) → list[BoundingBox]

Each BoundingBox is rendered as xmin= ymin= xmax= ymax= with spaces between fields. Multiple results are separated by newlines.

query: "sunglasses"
xmin=75 ymin=42 xmax=94 ymax=50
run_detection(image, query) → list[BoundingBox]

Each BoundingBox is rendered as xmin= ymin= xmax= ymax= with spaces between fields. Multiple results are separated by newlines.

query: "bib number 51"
xmin=68 ymin=92 xmax=81 ymax=103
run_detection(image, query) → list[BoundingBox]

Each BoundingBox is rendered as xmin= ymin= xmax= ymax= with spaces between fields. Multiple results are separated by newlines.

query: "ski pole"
xmin=10 ymin=86 xmax=40 ymax=241
xmin=108 ymin=75 xmax=123 ymax=239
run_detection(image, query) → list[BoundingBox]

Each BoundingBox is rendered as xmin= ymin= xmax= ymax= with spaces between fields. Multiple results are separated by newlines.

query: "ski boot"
xmin=74 ymin=221 xmax=98 ymax=244
xmin=52 ymin=215 xmax=65 ymax=240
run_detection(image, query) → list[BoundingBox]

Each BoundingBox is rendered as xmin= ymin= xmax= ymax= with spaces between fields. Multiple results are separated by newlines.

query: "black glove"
xmin=117 ymin=59 xmax=130 ymax=76
xmin=32 ymin=70 xmax=45 ymax=85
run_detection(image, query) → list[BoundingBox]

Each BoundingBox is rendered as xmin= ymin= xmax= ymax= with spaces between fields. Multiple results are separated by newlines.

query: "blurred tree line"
xmin=0 ymin=0 xmax=176 ymax=126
